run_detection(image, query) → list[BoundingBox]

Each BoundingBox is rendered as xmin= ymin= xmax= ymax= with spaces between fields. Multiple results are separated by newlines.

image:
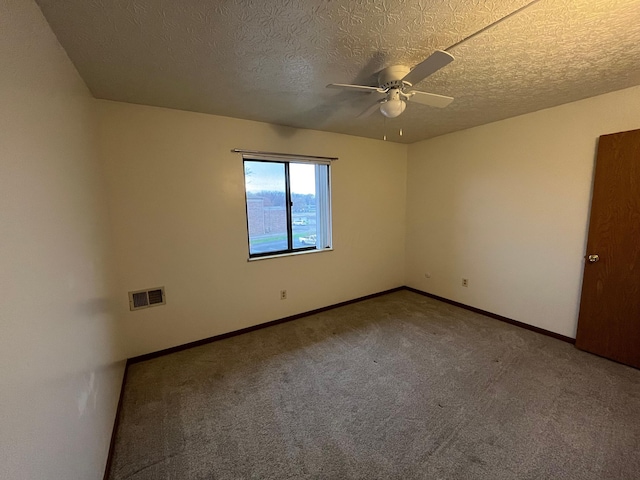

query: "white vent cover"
xmin=128 ymin=287 xmax=166 ymax=311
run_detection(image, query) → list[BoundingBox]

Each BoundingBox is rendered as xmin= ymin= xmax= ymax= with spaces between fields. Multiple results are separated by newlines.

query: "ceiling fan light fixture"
xmin=380 ymin=98 xmax=406 ymax=118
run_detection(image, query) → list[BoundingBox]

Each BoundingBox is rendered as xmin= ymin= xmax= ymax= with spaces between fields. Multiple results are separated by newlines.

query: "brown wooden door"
xmin=575 ymin=128 xmax=640 ymax=368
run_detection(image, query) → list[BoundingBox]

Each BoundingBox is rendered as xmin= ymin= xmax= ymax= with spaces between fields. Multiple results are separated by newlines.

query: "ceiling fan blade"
xmin=327 ymin=83 xmax=385 ymax=94
xmin=401 ymin=50 xmax=454 ymax=86
xmin=406 ymin=91 xmax=454 ymax=108
xmin=358 ymin=101 xmax=383 ymax=118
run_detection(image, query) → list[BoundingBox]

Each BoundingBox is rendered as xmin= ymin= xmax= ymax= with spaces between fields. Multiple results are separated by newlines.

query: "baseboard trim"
xmin=403 ymin=286 xmax=576 ymax=344
xmin=105 ymin=284 xmax=574 ymax=476
xmin=127 ymin=285 xmax=576 ymax=364
xmin=105 ymin=287 xmax=403 ymax=477
xmin=128 ymin=286 xmax=406 ymax=365
xmin=102 ymin=360 xmax=130 ymax=480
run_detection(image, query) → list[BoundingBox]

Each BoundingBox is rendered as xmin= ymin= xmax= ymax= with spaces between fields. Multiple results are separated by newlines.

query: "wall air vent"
xmin=128 ymin=287 xmax=166 ymax=311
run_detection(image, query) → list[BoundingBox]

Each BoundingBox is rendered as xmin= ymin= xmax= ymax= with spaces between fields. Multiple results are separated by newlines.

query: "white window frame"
xmin=242 ymin=154 xmax=333 ymax=260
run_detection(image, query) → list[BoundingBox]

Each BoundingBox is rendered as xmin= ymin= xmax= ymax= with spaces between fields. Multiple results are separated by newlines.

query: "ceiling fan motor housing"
xmin=326 ymin=51 xmax=454 ymax=119
xmin=378 ymin=65 xmax=412 ymax=89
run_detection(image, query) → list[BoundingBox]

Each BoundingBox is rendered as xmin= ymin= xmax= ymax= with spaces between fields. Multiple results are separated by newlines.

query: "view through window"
xmin=243 ymin=157 xmax=331 ymax=258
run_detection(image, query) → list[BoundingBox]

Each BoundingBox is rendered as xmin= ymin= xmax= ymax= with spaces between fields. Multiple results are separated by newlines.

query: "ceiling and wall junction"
xmin=36 ymin=0 xmax=640 ymax=143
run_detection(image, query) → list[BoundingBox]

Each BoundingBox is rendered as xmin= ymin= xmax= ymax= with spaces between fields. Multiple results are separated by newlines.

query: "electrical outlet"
xmin=462 ymin=278 xmax=469 ymax=287
xmin=280 ymin=289 xmax=287 ymax=300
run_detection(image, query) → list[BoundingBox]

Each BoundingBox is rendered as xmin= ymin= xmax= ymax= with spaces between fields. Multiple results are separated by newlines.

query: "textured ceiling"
xmin=36 ymin=0 xmax=640 ymax=144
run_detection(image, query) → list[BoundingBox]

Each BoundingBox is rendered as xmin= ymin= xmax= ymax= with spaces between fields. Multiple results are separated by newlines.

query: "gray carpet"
xmin=108 ymin=290 xmax=640 ymax=479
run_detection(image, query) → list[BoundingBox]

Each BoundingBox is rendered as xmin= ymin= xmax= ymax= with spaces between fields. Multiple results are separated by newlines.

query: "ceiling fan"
xmin=327 ymin=50 xmax=455 ymax=118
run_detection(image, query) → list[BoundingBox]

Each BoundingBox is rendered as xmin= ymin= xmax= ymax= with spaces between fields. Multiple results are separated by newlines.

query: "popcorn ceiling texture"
xmin=36 ymin=0 xmax=640 ymax=143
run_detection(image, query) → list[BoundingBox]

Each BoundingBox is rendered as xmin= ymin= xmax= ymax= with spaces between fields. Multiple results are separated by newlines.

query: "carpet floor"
xmin=107 ymin=290 xmax=640 ymax=479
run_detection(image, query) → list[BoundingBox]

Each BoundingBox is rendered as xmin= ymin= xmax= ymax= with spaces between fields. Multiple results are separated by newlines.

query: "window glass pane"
xmin=243 ymin=157 xmax=331 ymax=259
xmin=244 ymin=161 xmax=288 ymax=255
xmin=290 ymin=163 xmax=317 ymax=249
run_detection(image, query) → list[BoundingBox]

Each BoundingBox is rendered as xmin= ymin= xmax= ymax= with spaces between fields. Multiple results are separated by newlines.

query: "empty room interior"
xmin=2 ymin=0 xmax=640 ymax=479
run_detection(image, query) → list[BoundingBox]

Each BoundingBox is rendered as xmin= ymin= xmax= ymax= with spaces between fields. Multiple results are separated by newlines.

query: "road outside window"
xmin=243 ymin=157 xmax=332 ymax=259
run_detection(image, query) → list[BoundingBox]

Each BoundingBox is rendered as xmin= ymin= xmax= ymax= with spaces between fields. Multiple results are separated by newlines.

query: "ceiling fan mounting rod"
xmin=378 ymin=65 xmax=411 ymax=89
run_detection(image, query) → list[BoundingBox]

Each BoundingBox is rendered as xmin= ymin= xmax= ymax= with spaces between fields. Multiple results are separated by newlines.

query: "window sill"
xmin=247 ymin=247 xmax=333 ymax=262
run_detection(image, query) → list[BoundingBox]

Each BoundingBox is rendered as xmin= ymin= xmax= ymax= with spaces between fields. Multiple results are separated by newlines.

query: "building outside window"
xmin=243 ymin=156 xmax=332 ymax=259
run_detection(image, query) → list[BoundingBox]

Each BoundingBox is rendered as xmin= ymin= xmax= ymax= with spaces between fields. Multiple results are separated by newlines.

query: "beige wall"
xmin=96 ymin=101 xmax=408 ymax=357
xmin=0 ymin=1 xmax=124 ymax=479
xmin=406 ymin=85 xmax=640 ymax=338
xmin=5 ymin=1 xmax=640 ymax=473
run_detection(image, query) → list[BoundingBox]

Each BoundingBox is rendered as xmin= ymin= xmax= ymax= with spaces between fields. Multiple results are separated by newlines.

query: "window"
xmin=243 ymin=155 xmax=332 ymax=259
